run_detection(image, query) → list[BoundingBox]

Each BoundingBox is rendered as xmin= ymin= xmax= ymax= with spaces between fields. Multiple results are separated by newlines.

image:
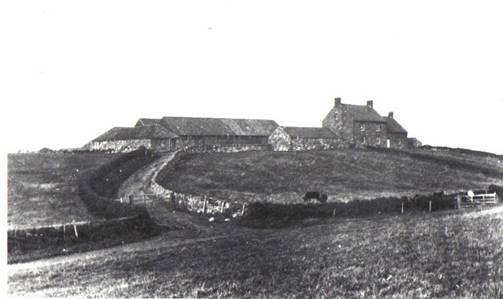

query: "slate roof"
xmin=283 ymin=127 xmax=338 ymax=139
xmin=159 ymin=117 xmax=279 ymax=136
xmin=385 ymin=117 xmax=408 ymax=134
xmin=93 ymin=125 xmax=177 ymax=142
xmin=343 ymin=104 xmax=386 ymax=122
xmin=135 ymin=118 xmax=162 ymax=127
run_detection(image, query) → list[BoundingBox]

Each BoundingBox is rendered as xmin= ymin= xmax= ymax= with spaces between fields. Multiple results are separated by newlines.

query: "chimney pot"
xmin=334 ymin=97 xmax=341 ymax=106
xmin=388 ymin=112 xmax=394 ymax=119
xmin=366 ymin=100 xmax=373 ymax=108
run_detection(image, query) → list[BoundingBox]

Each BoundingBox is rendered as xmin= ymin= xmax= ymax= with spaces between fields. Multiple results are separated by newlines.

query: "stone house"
xmin=136 ymin=116 xmax=278 ymax=150
xmin=89 ymin=125 xmax=178 ymax=152
xmin=322 ymin=98 xmax=388 ymax=148
xmin=268 ymin=126 xmax=341 ymax=151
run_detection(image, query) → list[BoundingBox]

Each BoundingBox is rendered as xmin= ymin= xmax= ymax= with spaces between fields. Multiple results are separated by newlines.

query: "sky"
xmin=1 ymin=0 xmax=503 ymax=154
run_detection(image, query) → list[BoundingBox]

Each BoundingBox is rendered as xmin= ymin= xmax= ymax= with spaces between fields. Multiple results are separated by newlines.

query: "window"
xmin=376 ymin=124 xmax=381 ymax=132
xmin=334 ymin=113 xmax=338 ymax=121
xmin=360 ymin=124 xmax=365 ymax=131
xmin=376 ymin=138 xmax=381 ymax=145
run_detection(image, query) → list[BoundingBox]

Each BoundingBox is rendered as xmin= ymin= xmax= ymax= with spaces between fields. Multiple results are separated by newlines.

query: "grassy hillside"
xmin=7 ymin=152 xmax=120 ymax=229
xmin=157 ymin=148 xmax=503 ymax=202
xmin=9 ymin=208 xmax=503 ymax=298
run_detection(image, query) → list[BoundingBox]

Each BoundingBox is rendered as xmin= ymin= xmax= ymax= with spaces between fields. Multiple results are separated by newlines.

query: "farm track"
xmin=116 ymin=151 xmax=208 ymax=232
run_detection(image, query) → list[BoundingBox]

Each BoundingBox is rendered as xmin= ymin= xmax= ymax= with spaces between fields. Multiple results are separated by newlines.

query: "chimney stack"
xmin=388 ymin=112 xmax=394 ymax=119
xmin=334 ymin=97 xmax=341 ymax=106
xmin=366 ymin=100 xmax=373 ymax=108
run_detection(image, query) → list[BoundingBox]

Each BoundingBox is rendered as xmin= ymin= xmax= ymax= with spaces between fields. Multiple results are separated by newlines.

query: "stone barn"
xmin=89 ymin=125 xmax=178 ymax=152
xmin=323 ymin=98 xmax=388 ymax=148
xmin=136 ymin=116 xmax=278 ymax=151
xmin=385 ymin=112 xmax=409 ymax=149
xmin=268 ymin=126 xmax=341 ymax=151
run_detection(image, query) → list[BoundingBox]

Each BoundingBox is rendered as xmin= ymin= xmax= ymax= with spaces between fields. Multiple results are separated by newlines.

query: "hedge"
xmin=240 ymin=191 xmax=461 ymax=228
xmin=78 ymin=147 xmax=158 ymax=219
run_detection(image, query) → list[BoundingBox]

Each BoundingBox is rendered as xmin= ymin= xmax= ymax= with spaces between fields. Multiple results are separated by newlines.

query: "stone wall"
xmin=151 ymin=139 xmax=177 ymax=152
xmin=290 ymin=137 xmax=341 ymax=151
xmin=268 ymin=127 xmax=292 ymax=151
xmin=323 ymin=103 xmax=357 ymax=145
xmin=388 ymin=133 xmax=409 ymax=149
xmin=269 ymin=127 xmax=343 ymax=151
xmin=147 ymin=151 xmax=246 ymax=218
xmin=176 ymin=135 xmax=269 ymax=150
xmin=353 ymin=121 xmax=388 ymax=148
xmin=89 ymin=140 xmax=151 ymax=153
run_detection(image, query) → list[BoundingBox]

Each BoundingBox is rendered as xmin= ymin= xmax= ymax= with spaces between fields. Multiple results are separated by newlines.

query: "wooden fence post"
xmin=63 ymin=224 xmax=66 ymax=241
xmin=241 ymin=203 xmax=246 ymax=216
xmin=456 ymin=195 xmax=461 ymax=209
xmin=72 ymin=220 xmax=78 ymax=238
xmin=401 ymin=202 xmax=404 ymax=214
xmin=429 ymin=200 xmax=432 ymax=213
xmin=332 ymin=208 xmax=336 ymax=217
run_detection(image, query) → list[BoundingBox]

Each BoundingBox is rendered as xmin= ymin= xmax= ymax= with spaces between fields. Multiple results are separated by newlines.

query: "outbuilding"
xmin=268 ymin=126 xmax=341 ymax=151
xmin=88 ymin=125 xmax=178 ymax=152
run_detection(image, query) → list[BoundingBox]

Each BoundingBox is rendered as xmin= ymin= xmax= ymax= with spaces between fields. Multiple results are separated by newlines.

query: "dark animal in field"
xmin=303 ymin=192 xmax=328 ymax=203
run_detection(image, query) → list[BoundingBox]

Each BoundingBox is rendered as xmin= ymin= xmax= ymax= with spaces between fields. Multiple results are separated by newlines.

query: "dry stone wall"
xmin=147 ymin=151 xmax=246 ymax=218
xmin=89 ymin=140 xmax=151 ymax=153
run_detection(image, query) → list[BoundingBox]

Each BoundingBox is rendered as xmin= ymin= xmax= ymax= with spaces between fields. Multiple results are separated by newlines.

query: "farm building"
xmin=408 ymin=137 xmax=422 ymax=148
xmin=88 ymin=125 xmax=178 ymax=152
xmin=322 ymin=98 xmax=416 ymax=149
xmin=385 ymin=112 xmax=409 ymax=149
xmin=89 ymin=98 xmax=421 ymax=153
xmin=268 ymin=126 xmax=341 ymax=151
xmin=136 ymin=116 xmax=279 ymax=151
xmin=322 ymin=98 xmax=388 ymax=148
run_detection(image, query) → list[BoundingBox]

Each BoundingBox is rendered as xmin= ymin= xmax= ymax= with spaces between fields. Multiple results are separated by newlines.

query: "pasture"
xmin=8 ymin=207 xmax=503 ymax=298
xmin=8 ymin=152 xmax=120 ymax=230
xmin=157 ymin=148 xmax=503 ymax=202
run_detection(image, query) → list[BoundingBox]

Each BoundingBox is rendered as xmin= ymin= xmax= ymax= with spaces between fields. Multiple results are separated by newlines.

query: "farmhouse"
xmin=268 ymin=126 xmax=341 ymax=151
xmin=322 ymin=98 xmax=388 ymax=148
xmin=88 ymin=125 xmax=178 ymax=152
xmin=322 ymin=98 xmax=418 ymax=149
xmin=136 ymin=116 xmax=279 ymax=151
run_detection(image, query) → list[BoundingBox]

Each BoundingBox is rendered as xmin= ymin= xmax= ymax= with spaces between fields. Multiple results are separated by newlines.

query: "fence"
xmin=457 ymin=192 xmax=499 ymax=208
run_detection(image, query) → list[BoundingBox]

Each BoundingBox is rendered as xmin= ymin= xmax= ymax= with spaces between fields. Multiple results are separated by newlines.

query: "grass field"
xmin=7 ymin=152 xmax=120 ymax=229
xmin=8 ymin=207 xmax=503 ymax=298
xmin=157 ymin=148 xmax=503 ymax=202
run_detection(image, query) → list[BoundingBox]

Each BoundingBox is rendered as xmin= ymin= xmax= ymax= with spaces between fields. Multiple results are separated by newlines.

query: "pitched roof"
xmin=160 ymin=117 xmax=278 ymax=136
xmin=220 ymin=119 xmax=279 ymax=136
xmin=385 ymin=117 xmax=408 ymax=134
xmin=283 ymin=127 xmax=338 ymax=139
xmin=135 ymin=118 xmax=161 ymax=127
xmin=93 ymin=125 xmax=177 ymax=142
xmin=343 ymin=104 xmax=386 ymax=122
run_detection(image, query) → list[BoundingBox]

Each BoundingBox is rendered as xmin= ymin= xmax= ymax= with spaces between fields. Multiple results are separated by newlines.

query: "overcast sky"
xmin=2 ymin=0 xmax=503 ymax=154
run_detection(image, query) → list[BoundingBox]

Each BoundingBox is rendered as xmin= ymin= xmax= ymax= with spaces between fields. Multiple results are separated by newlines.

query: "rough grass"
xmin=7 ymin=152 xmax=121 ymax=230
xmin=8 ymin=208 xmax=503 ymax=298
xmin=157 ymin=148 xmax=503 ymax=202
